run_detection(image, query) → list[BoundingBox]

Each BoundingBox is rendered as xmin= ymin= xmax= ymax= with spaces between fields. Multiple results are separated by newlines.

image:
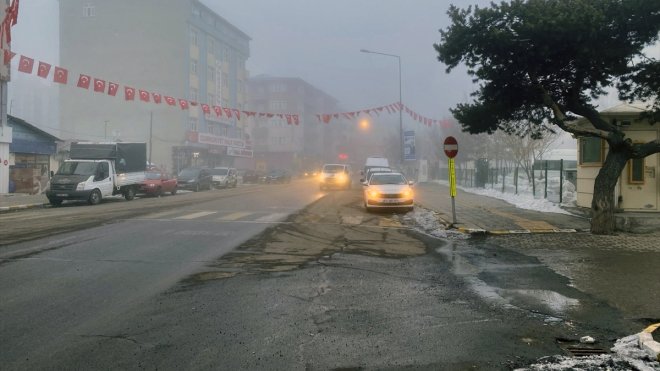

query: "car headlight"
xmin=402 ymin=189 xmax=413 ymax=198
xmin=318 ymin=174 xmax=325 ymax=182
xmin=148 ymin=183 xmax=156 ymax=187
xmin=367 ymin=190 xmax=380 ymax=199
xmin=75 ymin=182 xmax=85 ymax=191
xmin=188 ymin=179 xmax=196 ymax=183
xmin=337 ymin=174 xmax=347 ymax=183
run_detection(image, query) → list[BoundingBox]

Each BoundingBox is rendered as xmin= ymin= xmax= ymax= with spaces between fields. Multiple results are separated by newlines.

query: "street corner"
xmin=640 ymin=323 xmax=660 ymax=361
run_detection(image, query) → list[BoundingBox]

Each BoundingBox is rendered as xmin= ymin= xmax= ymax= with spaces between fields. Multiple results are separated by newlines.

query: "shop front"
xmin=172 ymin=131 xmax=253 ymax=174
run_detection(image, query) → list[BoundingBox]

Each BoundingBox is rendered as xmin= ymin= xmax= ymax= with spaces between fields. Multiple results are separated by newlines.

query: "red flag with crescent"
xmin=213 ymin=106 xmax=222 ymax=117
xmin=53 ymin=66 xmax=68 ymax=84
xmin=37 ymin=61 xmax=50 ymax=78
xmin=152 ymin=93 xmax=162 ymax=104
xmin=139 ymin=90 xmax=150 ymax=102
xmin=223 ymin=108 xmax=233 ymax=118
xmin=178 ymin=99 xmax=189 ymax=109
xmin=93 ymin=78 xmax=105 ymax=93
xmin=77 ymin=74 xmax=91 ymax=89
xmin=165 ymin=96 xmax=176 ymax=106
xmin=3 ymin=50 xmax=15 ymax=65
xmin=108 ymin=82 xmax=118 ymax=96
xmin=17 ymin=55 xmax=33 ymax=73
xmin=293 ymin=115 xmax=300 ymax=125
xmin=124 ymin=86 xmax=135 ymax=101
xmin=201 ymin=104 xmax=210 ymax=115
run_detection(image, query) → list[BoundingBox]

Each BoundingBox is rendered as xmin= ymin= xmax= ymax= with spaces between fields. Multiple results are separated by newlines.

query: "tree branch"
xmin=634 ymin=140 xmax=660 ymax=158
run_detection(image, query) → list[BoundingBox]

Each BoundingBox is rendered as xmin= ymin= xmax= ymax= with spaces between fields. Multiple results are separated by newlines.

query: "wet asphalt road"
xmin=0 ymin=180 xmax=656 ymax=370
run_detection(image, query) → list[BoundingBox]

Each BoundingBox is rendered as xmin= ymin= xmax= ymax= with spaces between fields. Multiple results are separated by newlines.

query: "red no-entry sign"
xmin=444 ymin=136 xmax=458 ymax=158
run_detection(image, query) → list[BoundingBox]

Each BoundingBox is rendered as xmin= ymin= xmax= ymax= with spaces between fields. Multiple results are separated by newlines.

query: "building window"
xmin=223 ymin=48 xmax=230 ymax=63
xmin=207 ymin=39 xmax=215 ymax=54
xmin=190 ymin=59 xmax=198 ymax=75
xmin=222 ymin=73 xmax=229 ymax=88
xmin=628 ymin=157 xmax=645 ymax=184
xmin=83 ymin=3 xmax=96 ymax=17
xmin=270 ymin=83 xmax=286 ymax=93
xmin=189 ymin=118 xmax=198 ymax=132
xmin=190 ymin=88 xmax=198 ymax=102
xmin=270 ymin=100 xmax=287 ymax=110
xmin=207 ymin=66 xmax=215 ymax=82
xmin=579 ymin=137 xmax=603 ymax=165
xmin=190 ymin=30 xmax=198 ymax=46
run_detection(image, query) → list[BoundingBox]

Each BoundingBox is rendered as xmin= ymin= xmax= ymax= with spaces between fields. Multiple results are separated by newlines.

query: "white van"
xmin=362 ymin=157 xmax=390 ymax=178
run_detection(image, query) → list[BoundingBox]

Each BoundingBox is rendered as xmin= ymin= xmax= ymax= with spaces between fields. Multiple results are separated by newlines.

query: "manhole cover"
xmin=564 ymin=346 xmax=610 ymax=357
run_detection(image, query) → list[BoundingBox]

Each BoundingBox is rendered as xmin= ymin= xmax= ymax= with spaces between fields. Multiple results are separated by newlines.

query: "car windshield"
xmin=8 ymin=2 xmax=658 ymax=370
xmin=56 ymin=162 xmax=98 ymax=176
xmin=210 ymin=169 xmax=228 ymax=176
xmin=178 ymin=169 xmax=199 ymax=177
xmin=369 ymin=174 xmax=406 ymax=185
xmin=323 ymin=165 xmax=345 ymax=173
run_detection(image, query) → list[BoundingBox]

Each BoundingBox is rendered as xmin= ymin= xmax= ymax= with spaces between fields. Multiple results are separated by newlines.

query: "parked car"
xmin=265 ymin=169 xmax=291 ymax=184
xmin=210 ymin=167 xmax=237 ymax=188
xmin=242 ymin=170 xmax=264 ymax=184
xmin=139 ymin=170 xmax=178 ymax=196
xmin=176 ymin=167 xmax=211 ymax=191
xmin=319 ymin=163 xmax=352 ymax=190
xmin=362 ymin=172 xmax=414 ymax=212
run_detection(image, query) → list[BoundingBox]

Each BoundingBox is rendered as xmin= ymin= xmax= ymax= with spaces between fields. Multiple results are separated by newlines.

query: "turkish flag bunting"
xmin=108 ymin=82 xmax=118 ymax=96
xmin=3 ymin=18 xmax=12 ymax=44
xmin=178 ymin=99 xmax=189 ymax=109
xmin=37 ymin=61 xmax=50 ymax=78
xmin=93 ymin=78 xmax=105 ymax=93
xmin=266 ymin=113 xmax=274 ymax=118
xmin=165 ymin=96 xmax=176 ymax=106
xmin=53 ymin=66 xmax=68 ymax=84
xmin=124 ymin=86 xmax=135 ymax=101
xmin=259 ymin=113 xmax=267 ymax=118
xmin=277 ymin=114 xmax=284 ymax=119
xmin=139 ymin=90 xmax=150 ymax=102
xmin=201 ymin=104 xmax=210 ymax=114
xmin=8 ymin=0 xmax=19 ymax=26
xmin=223 ymin=108 xmax=233 ymax=118
xmin=342 ymin=113 xmax=351 ymax=120
xmin=213 ymin=106 xmax=223 ymax=117
xmin=232 ymin=109 xmax=241 ymax=120
xmin=3 ymin=49 xmax=15 ymax=65
xmin=322 ymin=114 xmax=331 ymax=124
xmin=17 ymin=55 xmax=33 ymax=73
xmin=152 ymin=93 xmax=162 ymax=104
xmin=348 ymin=112 xmax=356 ymax=119
xmin=293 ymin=115 xmax=300 ymax=125
xmin=285 ymin=114 xmax=293 ymax=125
xmin=77 ymin=74 xmax=91 ymax=89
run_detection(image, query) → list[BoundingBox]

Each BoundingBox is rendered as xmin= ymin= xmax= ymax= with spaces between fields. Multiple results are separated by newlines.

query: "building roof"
xmin=600 ymin=102 xmax=649 ymax=114
xmin=7 ymin=115 xmax=61 ymax=142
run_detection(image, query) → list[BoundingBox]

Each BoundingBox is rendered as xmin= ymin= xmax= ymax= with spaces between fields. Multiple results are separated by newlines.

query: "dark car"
xmin=139 ymin=170 xmax=178 ymax=196
xmin=242 ymin=169 xmax=264 ymax=184
xmin=265 ymin=169 xmax=291 ymax=184
xmin=176 ymin=167 xmax=211 ymax=191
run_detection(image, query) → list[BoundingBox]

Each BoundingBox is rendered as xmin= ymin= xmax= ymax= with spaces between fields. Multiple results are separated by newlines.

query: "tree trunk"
xmin=590 ymin=148 xmax=629 ymax=235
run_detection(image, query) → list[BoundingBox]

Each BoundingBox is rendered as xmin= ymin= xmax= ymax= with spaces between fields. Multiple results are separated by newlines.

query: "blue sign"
xmin=403 ymin=130 xmax=416 ymax=161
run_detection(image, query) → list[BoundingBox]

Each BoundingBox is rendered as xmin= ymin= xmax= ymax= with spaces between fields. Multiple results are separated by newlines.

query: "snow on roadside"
xmin=401 ymin=207 xmax=469 ymax=240
xmin=433 ymin=180 xmax=572 ymax=215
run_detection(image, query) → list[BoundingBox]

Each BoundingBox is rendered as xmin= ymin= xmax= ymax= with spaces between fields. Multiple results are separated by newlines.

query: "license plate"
xmin=381 ymin=199 xmax=400 ymax=203
xmin=56 ymin=194 xmax=68 ymax=197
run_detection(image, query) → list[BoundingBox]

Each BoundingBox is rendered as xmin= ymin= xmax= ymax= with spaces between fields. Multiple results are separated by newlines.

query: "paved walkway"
xmin=0 ymin=193 xmax=49 ymax=213
xmin=415 ymin=182 xmax=591 ymax=234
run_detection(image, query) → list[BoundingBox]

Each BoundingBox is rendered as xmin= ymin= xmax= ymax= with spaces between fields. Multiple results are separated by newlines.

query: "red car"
xmin=139 ymin=170 xmax=178 ymax=197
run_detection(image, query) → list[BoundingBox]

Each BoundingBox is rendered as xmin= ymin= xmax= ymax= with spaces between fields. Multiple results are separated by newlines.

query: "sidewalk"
xmin=415 ymin=182 xmax=591 ymax=234
xmin=0 ymin=193 xmax=50 ymax=213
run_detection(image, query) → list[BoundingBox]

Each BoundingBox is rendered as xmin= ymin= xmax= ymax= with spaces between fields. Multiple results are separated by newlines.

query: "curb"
xmin=640 ymin=323 xmax=660 ymax=361
xmin=453 ymin=226 xmax=587 ymax=236
xmin=0 ymin=203 xmax=49 ymax=214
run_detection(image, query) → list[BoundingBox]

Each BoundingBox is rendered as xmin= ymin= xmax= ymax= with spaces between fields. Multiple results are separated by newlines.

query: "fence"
xmin=438 ymin=159 xmax=577 ymax=204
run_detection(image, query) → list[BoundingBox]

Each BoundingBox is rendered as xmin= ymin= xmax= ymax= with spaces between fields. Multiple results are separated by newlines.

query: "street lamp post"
xmin=360 ymin=49 xmax=403 ymax=165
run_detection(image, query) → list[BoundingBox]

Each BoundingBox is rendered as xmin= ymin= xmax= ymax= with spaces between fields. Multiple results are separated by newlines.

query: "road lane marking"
xmin=138 ymin=209 xmax=185 ymax=219
xmin=254 ymin=213 xmax=288 ymax=223
xmin=174 ymin=211 xmax=218 ymax=220
xmin=218 ymin=212 xmax=254 ymax=221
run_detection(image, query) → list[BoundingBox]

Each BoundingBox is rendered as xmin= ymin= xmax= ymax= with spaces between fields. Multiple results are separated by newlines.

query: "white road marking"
xmin=218 ymin=212 xmax=254 ymax=221
xmin=254 ymin=213 xmax=288 ymax=223
xmin=174 ymin=211 xmax=218 ymax=220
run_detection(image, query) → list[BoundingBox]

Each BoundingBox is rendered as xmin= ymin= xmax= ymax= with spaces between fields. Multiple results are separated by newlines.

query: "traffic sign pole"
xmin=443 ymin=136 xmax=459 ymax=225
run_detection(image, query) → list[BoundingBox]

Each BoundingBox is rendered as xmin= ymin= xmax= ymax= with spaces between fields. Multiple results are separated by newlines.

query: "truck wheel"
xmin=88 ymin=189 xmax=102 ymax=205
xmin=49 ymin=198 xmax=63 ymax=207
xmin=124 ymin=187 xmax=136 ymax=201
xmin=156 ymin=187 xmax=163 ymax=198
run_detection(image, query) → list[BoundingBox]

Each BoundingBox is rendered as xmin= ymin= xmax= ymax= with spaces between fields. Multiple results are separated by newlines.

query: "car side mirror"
xmin=408 ymin=181 xmax=414 ymax=186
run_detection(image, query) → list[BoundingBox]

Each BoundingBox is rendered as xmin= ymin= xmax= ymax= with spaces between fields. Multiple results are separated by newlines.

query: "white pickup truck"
xmin=46 ymin=142 xmax=147 ymax=206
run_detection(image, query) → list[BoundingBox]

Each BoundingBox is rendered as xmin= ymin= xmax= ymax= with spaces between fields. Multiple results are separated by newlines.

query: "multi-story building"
xmin=246 ymin=75 xmax=342 ymax=173
xmin=59 ymin=0 xmax=250 ymax=172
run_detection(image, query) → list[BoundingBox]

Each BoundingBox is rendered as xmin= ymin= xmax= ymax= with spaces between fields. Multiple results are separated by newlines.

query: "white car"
xmin=362 ymin=172 xmax=414 ymax=212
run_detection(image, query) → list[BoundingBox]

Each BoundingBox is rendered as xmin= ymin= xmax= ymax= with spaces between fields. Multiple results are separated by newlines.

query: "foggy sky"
xmin=8 ymin=0 xmax=658 ymax=135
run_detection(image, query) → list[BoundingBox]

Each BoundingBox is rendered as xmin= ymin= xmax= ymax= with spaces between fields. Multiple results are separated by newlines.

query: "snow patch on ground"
xmin=402 ymin=207 xmax=469 ymax=240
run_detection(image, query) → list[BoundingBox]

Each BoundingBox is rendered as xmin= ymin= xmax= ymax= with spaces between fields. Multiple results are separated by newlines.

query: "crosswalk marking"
xmin=174 ymin=211 xmax=218 ymax=220
xmin=218 ymin=212 xmax=254 ymax=221
xmin=140 ymin=209 xmax=185 ymax=219
xmin=254 ymin=213 xmax=288 ymax=222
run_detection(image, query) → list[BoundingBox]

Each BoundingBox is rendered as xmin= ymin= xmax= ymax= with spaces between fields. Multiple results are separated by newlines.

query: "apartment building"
xmin=59 ymin=0 xmax=250 ymax=172
xmin=246 ymin=75 xmax=342 ymax=173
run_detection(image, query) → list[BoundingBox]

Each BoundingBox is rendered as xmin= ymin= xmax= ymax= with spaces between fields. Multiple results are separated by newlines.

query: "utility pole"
xmin=148 ymin=112 xmax=153 ymax=166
